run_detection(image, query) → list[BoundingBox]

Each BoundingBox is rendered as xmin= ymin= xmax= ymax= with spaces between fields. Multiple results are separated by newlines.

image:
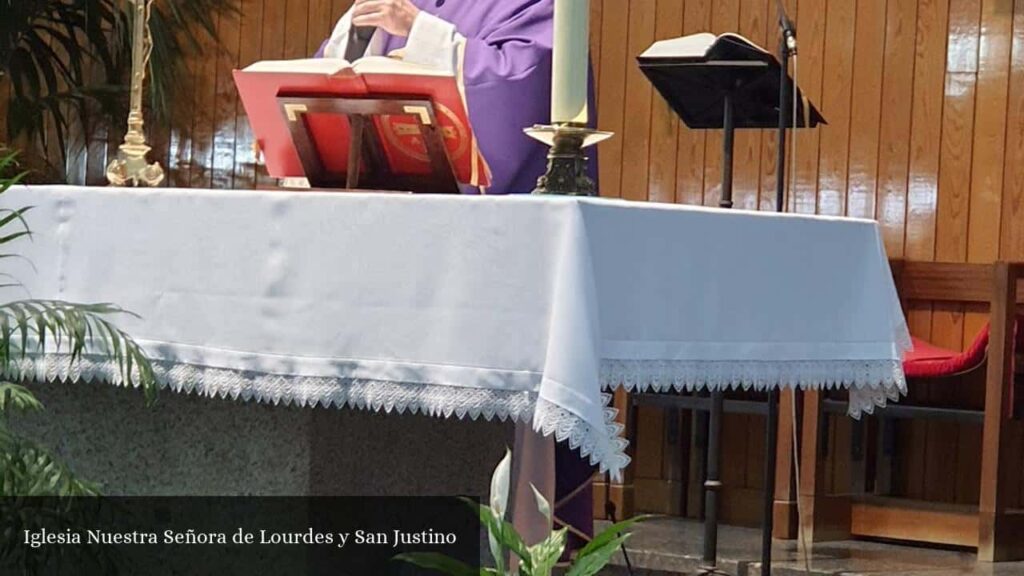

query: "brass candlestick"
xmin=525 ymin=123 xmax=612 ymax=196
xmin=107 ymin=0 xmax=165 ymax=187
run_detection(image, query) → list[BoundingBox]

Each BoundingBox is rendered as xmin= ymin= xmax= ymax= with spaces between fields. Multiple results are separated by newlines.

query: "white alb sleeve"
xmin=401 ymin=12 xmax=466 ymax=73
xmin=322 ymin=8 xmax=388 ymax=59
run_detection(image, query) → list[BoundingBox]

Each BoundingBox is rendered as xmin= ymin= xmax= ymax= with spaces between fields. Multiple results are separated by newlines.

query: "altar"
xmin=9 ymin=185 xmax=909 ymax=489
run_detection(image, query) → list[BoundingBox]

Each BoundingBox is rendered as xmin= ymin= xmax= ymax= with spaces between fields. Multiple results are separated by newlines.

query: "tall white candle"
xmin=551 ymin=0 xmax=590 ymax=125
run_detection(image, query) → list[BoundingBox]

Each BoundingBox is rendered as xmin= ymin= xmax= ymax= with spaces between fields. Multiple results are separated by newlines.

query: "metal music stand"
xmin=638 ymin=41 xmax=825 ymax=576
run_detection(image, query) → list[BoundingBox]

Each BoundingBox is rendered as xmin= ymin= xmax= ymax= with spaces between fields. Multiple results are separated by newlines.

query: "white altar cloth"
xmin=6 ymin=186 xmax=911 ymax=477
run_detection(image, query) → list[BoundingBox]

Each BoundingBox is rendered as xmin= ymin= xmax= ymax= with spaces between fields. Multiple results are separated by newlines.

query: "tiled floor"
xmin=600 ymin=518 xmax=1024 ymax=575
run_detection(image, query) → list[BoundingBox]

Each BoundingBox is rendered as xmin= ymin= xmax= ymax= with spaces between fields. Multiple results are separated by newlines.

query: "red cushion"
xmin=903 ymin=328 xmax=990 ymax=379
xmin=901 ymin=318 xmax=1022 ymax=418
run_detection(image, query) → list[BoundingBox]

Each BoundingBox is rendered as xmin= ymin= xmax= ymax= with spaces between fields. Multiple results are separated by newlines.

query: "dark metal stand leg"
xmin=776 ymin=38 xmax=791 ymax=213
xmin=719 ymin=93 xmax=735 ymax=210
xmin=761 ymin=390 xmax=780 ymax=575
xmin=700 ymin=91 xmax=737 ymax=576
xmin=761 ymin=28 xmax=795 ymax=575
xmin=702 ymin=391 xmax=725 ymax=573
xmin=692 ymin=401 xmax=709 ymax=520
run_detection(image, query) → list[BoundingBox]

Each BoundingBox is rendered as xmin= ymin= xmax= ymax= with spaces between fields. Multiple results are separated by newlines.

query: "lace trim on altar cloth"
xmin=600 ymin=358 xmax=908 ymax=419
xmin=8 ymin=354 xmax=906 ymax=474
xmin=7 ymin=354 xmax=630 ymax=477
xmin=535 ymin=394 xmax=630 ymax=475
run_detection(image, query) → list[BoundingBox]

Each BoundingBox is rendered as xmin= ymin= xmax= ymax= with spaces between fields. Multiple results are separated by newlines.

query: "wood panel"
xmin=845 ymin=0 xmax=888 ymax=220
xmin=968 ymin=0 xmax=1012 ymax=265
xmin=1004 ymin=0 xmax=1024 ymax=512
xmin=733 ymin=0 xmax=766 ymax=211
xmin=212 ymin=10 xmax=244 ymax=190
xmin=877 ymin=0 xmax=919 ymax=257
xmin=646 ymin=0 xmax=683 ymax=205
xmin=675 ymin=0 xmax=712 ymax=205
xmin=815 ymin=0 xmax=856 ymax=217
xmin=963 ymin=1 xmax=1015 ymax=511
xmin=233 ymin=0 xmax=267 ymax=188
xmin=851 ymin=497 xmax=980 ymax=547
xmin=619 ymin=0 xmax=656 ymax=203
xmin=1003 ymin=0 xmax=1024 ymax=263
xmin=927 ymin=0 xmax=974 ymax=498
xmin=596 ymin=0 xmax=629 ymax=199
xmin=189 ymin=12 xmax=219 ymax=189
xmin=790 ymin=0 xmax=825 ymax=215
xmin=701 ymin=0 xmax=740 ymax=207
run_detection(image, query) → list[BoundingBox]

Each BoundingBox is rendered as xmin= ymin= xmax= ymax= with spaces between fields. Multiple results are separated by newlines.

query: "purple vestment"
xmin=320 ymin=0 xmax=597 ymax=195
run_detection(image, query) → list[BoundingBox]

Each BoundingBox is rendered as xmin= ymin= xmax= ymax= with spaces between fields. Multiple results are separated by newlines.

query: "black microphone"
xmin=344 ymin=26 xmax=377 ymax=62
xmin=777 ymin=0 xmax=797 ymax=54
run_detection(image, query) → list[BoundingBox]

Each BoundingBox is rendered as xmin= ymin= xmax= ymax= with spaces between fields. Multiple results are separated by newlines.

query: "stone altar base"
xmin=14 ymin=379 xmax=513 ymax=498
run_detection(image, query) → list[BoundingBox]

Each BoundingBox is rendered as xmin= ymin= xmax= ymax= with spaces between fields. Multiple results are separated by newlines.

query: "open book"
xmin=234 ymin=57 xmax=490 ymax=189
xmin=639 ymin=32 xmax=772 ymax=64
xmin=241 ymin=57 xmax=452 ymax=77
xmin=637 ymin=32 xmax=825 ymax=130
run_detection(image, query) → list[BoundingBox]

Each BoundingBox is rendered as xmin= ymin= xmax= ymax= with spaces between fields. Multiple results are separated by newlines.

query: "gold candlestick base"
xmin=106 ymin=114 xmax=165 ymax=187
xmin=525 ymin=124 xmax=613 ymax=196
xmin=107 ymin=0 xmax=164 ymax=188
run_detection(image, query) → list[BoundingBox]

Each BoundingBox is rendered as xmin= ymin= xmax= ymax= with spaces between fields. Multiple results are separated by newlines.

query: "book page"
xmin=351 ymin=56 xmax=453 ymax=77
xmin=640 ymin=31 xmax=771 ymax=59
xmin=242 ymin=56 xmax=452 ymax=78
xmin=715 ymin=32 xmax=771 ymax=55
xmin=243 ymin=58 xmax=352 ymax=75
xmin=640 ymin=32 xmax=717 ymax=59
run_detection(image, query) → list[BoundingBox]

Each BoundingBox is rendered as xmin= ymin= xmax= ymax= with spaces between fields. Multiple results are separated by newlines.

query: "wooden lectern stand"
xmin=277 ymin=94 xmax=460 ymax=194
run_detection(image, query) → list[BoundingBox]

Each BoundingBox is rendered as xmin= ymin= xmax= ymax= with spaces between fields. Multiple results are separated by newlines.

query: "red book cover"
xmin=234 ymin=58 xmax=490 ymax=188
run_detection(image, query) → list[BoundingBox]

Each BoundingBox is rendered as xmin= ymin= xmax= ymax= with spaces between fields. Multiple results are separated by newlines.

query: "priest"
xmin=317 ymin=0 xmax=596 ymax=195
xmin=318 ymin=0 xmax=600 ymax=557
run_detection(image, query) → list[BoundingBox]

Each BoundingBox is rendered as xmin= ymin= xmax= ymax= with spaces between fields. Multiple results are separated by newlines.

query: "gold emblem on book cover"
xmin=379 ymin=102 xmax=469 ymax=163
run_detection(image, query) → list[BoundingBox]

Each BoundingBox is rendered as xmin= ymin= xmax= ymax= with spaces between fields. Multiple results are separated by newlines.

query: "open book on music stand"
xmin=639 ymin=32 xmax=824 ymax=207
xmin=234 ymin=58 xmax=490 ymax=193
xmin=637 ymin=31 xmax=826 ymax=576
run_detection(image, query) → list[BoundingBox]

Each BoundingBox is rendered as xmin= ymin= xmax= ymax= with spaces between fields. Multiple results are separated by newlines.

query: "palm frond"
xmin=0 ymin=148 xmax=28 ymax=183
xmin=0 ymin=300 xmax=158 ymax=403
xmin=0 ymin=151 xmax=158 ymax=402
xmin=0 ymin=151 xmax=159 ymax=506
xmin=0 ymin=432 xmax=98 ymax=497
xmin=0 ymin=382 xmax=43 ymax=413
xmin=1 ymin=0 xmax=239 ymax=178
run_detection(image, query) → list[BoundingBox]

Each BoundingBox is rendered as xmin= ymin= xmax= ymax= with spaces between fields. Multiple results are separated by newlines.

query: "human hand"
xmin=351 ymin=0 xmax=421 ymax=37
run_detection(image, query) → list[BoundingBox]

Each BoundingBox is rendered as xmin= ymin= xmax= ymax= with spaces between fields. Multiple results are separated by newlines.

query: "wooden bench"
xmin=801 ymin=261 xmax=1024 ymax=562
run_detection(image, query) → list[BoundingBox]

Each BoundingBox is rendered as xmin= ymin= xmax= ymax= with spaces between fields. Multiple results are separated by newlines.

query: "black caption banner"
xmin=1 ymin=496 xmax=480 ymax=575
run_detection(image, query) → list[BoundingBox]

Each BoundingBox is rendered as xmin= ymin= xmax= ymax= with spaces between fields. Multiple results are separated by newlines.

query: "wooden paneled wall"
xmin=4 ymin=0 xmax=1023 ymax=523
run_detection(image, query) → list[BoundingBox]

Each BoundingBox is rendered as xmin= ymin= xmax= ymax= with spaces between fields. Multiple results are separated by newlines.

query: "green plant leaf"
xmin=565 ymin=533 xmax=631 ymax=576
xmin=490 ymin=447 xmax=511 ymax=521
xmin=0 ymin=299 xmax=159 ymax=403
xmin=465 ymin=498 xmax=532 ymax=573
xmin=574 ymin=515 xmax=654 ymax=563
xmin=0 ymin=433 xmax=98 ymax=497
xmin=530 ymin=483 xmax=551 ymax=526
xmin=0 ymin=382 xmax=43 ymax=413
xmin=527 ymin=527 xmax=567 ymax=576
xmin=487 ymin=528 xmax=505 ymax=576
